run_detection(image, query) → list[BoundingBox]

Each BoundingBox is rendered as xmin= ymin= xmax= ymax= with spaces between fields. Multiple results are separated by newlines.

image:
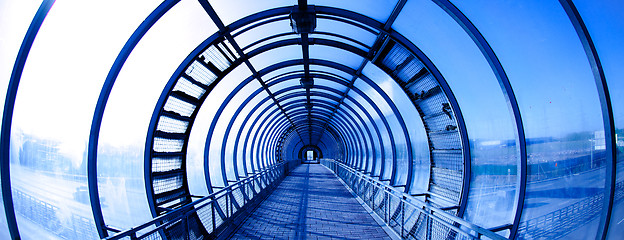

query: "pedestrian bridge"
xmin=0 ymin=0 xmax=622 ymax=239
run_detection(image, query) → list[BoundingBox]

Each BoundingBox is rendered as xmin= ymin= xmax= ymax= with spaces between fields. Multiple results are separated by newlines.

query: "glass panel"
xmin=354 ymin=78 xmax=408 ymax=184
xmin=313 ymin=88 xmax=342 ymax=99
xmin=100 ymin=0 xmax=216 ymax=230
xmin=311 ymin=0 xmax=398 ymax=23
xmin=210 ymin=0 xmax=287 ymax=26
xmin=249 ymin=45 xmax=303 ymax=73
xmin=256 ymin=113 xmax=285 ymax=168
xmin=337 ymin=109 xmax=367 ymax=170
xmin=234 ymin=19 xmax=292 ymax=51
xmin=246 ymin=104 xmax=279 ymax=171
xmin=311 ymin=95 xmax=338 ymax=104
xmin=239 ymin=99 xmax=273 ymax=174
xmin=314 ymin=18 xmax=377 ymax=48
xmin=219 ymin=80 xmax=262 ymax=183
xmin=396 ymin=0 xmax=519 ymax=228
xmin=10 ymin=0 xmax=170 ymax=238
xmin=309 ymin=65 xmax=353 ymax=83
xmin=262 ymin=109 xmax=286 ymax=169
xmin=0 ymin=1 xmax=43 ymax=238
xmin=571 ymin=1 xmax=624 ymax=238
xmin=279 ymin=95 xmax=306 ymax=106
xmin=341 ymin=100 xmax=376 ymax=173
xmin=314 ymin=78 xmax=349 ymax=93
xmin=309 ymin=45 xmax=364 ymax=70
xmin=331 ymin=115 xmax=356 ymax=166
xmin=188 ymin=65 xmax=250 ymax=191
xmin=344 ymin=94 xmax=388 ymax=178
xmin=447 ymin=1 xmax=605 ymax=238
xmin=264 ymin=65 xmax=304 ymax=84
xmin=268 ymin=78 xmax=302 ymax=93
xmin=362 ymin=62 xmax=430 ymax=193
xmin=228 ymin=85 xmax=268 ymax=178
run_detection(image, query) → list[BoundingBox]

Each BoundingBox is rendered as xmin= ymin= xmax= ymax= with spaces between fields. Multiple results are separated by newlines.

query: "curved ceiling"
xmin=1 ymin=0 xmax=622 ymax=240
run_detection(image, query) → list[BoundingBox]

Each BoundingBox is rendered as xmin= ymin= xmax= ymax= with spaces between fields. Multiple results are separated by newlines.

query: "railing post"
xmin=184 ymin=213 xmax=190 ymax=240
xmin=211 ymin=197 xmax=216 ymax=231
xmin=386 ymin=191 xmax=390 ymax=223
xmin=426 ymin=208 xmax=432 ymax=240
xmin=226 ymin=192 xmax=230 ymax=217
xmin=401 ymin=198 xmax=405 ymax=238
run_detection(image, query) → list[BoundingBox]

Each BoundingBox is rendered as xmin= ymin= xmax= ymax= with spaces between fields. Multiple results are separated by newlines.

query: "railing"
xmin=105 ymin=160 xmax=300 ymax=240
xmin=320 ymin=159 xmax=505 ymax=240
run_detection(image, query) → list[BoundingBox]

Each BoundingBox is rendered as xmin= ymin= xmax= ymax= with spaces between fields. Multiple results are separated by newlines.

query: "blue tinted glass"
xmin=338 ymin=106 xmax=372 ymax=171
xmin=571 ymin=1 xmax=624 ymax=238
xmin=229 ymin=84 xmax=268 ymax=177
xmin=234 ymin=19 xmax=292 ymax=51
xmin=310 ymin=0 xmax=398 ymax=23
xmin=99 ymin=0 xmax=216 ymax=230
xmin=347 ymin=90 xmax=391 ymax=179
xmin=9 ymin=0 xmax=172 ymax=237
xmin=210 ymin=0 xmax=287 ymax=26
xmin=314 ymin=78 xmax=349 ymax=93
xmin=362 ymin=62 xmax=430 ymax=194
xmin=268 ymin=78 xmax=301 ymax=93
xmin=354 ymin=78 xmax=408 ymax=184
xmin=333 ymin=111 xmax=362 ymax=168
xmin=218 ymin=81 xmax=263 ymax=182
xmin=249 ymin=45 xmax=303 ymax=71
xmin=189 ymin=65 xmax=250 ymax=190
xmin=309 ymin=65 xmax=353 ymax=82
xmin=263 ymin=65 xmax=304 ymax=84
xmin=309 ymin=45 xmax=364 ymax=70
xmin=314 ymin=18 xmax=377 ymax=48
xmin=246 ymin=104 xmax=280 ymax=171
xmin=396 ymin=0 xmax=518 ymax=229
xmin=344 ymin=98 xmax=381 ymax=175
xmin=241 ymin=99 xmax=273 ymax=174
xmin=332 ymin=115 xmax=357 ymax=167
xmin=0 ymin=0 xmax=43 ymax=238
xmin=448 ymin=1 xmax=605 ymax=238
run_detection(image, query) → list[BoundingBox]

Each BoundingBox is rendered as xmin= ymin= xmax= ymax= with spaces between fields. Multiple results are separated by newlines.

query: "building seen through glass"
xmin=0 ymin=0 xmax=622 ymax=239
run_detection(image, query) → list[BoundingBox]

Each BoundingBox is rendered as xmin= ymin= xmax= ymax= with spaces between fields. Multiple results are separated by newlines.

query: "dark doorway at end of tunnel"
xmin=298 ymin=145 xmax=322 ymax=164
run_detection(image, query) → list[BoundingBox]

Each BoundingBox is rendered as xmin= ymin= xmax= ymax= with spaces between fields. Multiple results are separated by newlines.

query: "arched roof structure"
xmin=1 ymin=0 xmax=622 ymax=239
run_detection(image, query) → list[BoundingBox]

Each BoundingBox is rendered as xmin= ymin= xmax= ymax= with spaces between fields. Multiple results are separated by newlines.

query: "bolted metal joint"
xmin=290 ymin=6 xmax=316 ymax=34
xmin=300 ymin=76 xmax=314 ymax=89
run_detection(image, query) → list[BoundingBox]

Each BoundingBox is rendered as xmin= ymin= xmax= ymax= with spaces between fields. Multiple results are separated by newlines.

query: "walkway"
xmin=229 ymin=164 xmax=392 ymax=240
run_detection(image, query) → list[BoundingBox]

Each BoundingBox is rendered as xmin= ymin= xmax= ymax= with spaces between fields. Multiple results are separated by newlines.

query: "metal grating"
xmin=152 ymin=156 xmax=183 ymax=172
xmin=376 ymin=38 xmax=466 ymax=218
xmin=153 ymin=137 xmax=184 ymax=152
xmin=186 ymin=61 xmax=218 ymax=86
xmin=163 ymin=96 xmax=196 ymax=118
xmin=156 ymin=116 xmax=189 ymax=134
xmin=173 ymin=77 xmax=206 ymax=99
xmin=431 ymin=150 xmax=463 ymax=171
xmin=153 ymin=174 xmax=184 ymax=195
xmin=430 ymin=168 xmax=462 ymax=196
xmin=425 ymin=113 xmax=456 ymax=132
xmin=418 ymin=92 xmax=447 ymax=116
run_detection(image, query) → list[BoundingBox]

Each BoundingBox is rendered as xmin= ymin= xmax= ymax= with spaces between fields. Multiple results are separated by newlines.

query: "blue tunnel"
xmin=0 ymin=0 xmax=622 ymax=239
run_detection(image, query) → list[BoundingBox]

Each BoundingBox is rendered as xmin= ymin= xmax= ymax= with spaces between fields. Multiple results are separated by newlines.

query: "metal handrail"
xmin=321 ymin=159 xmax=506 ymax=240
xmin=105 ymin=160 xmax=298 ymax=240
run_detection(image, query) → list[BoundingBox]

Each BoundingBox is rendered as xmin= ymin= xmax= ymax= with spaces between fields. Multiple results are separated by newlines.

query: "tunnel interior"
xmin=0 ymin=0 xmax=623 ymax=240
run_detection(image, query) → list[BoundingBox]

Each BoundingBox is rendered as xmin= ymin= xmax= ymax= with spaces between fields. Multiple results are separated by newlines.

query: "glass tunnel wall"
xmin=1 ymin=0 xmax=623 ymax=240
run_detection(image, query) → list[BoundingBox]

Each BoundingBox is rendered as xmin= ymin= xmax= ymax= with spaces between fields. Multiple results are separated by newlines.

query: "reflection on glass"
xmin=0 ymin=0 xmax=44 ymax=238
xmin=571 ymin=0 xmax=624 ymax=238
xmin=448 ymin=0 xmax=605 ymax=238
xmin=362 ymin=62 xmax=430 ymax=193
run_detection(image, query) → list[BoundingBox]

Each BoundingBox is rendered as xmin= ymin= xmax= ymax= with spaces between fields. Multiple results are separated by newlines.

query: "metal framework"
xmin=2 ymin=1 xmax=618 ymax=240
